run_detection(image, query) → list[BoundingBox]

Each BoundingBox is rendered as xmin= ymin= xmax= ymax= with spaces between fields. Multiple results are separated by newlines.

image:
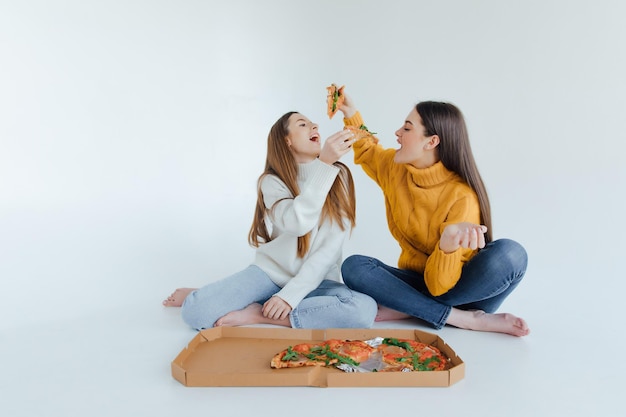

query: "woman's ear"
xmin=425 ymin=135 xmax=440 ymax=149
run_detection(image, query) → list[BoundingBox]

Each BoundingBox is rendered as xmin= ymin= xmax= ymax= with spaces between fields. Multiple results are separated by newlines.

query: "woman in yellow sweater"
xmin=339 ymin=90 xmax=530 ymax=337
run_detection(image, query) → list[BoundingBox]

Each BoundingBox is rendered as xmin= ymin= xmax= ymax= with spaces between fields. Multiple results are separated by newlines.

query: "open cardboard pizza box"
xmin=171 ymin=327 xmax=465 ymax=387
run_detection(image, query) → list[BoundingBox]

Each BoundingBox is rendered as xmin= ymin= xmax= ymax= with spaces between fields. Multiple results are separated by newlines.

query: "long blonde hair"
xmin=248 ymin=111 xmax=356 ymax=257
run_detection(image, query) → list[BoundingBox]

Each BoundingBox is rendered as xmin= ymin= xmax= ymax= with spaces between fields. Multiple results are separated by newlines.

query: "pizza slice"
xmin=326 ymin=83 xmax=345 ymax=119
xmin=377 ymin=338 xmax=448 ymax=371
xmin=344 ymin=124 xmax=377 ymax=142
xmin=270 ymin=339 xmax=374 ymax=369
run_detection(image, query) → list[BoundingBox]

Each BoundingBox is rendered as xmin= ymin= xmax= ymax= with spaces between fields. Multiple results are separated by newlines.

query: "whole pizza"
xmin=271 ymin=337 xmax=449 ymax=372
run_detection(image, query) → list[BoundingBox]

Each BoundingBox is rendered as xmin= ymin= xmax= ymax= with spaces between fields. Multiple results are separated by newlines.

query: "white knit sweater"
xmin=252 ymin=158 xmax=351 ymax=308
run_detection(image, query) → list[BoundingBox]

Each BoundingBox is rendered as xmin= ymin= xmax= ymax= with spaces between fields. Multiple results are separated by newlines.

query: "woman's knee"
xmin=181 ymin=296 xmax=216 ymax=330
xmin=493 ymin=238 xmax=528 ymax=276
xmin=343 ymin=291 xmax=378 ymax=327
xmin=341 ymin=254 xmax=371 ymax=286
xmin=357 ymin=293 xmax=378 ymax=326
xmin=328 ymin=282 xmax=378 ymax=326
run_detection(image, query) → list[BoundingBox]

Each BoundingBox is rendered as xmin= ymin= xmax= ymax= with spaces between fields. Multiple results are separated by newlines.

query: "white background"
xmin=1 ymin=1 xmax=624 ymax=416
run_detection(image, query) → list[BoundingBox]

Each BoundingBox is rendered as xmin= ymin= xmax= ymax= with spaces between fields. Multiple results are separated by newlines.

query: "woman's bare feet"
xmin=162 ymin=288 xmax=197 ymax=307
xmin=446 ymin=308 xmax=530 ymax=337
xmin=214 ymin=303 xmax=291 ymax=327
xmin=375 ymin=305 xmax=411 ymax=322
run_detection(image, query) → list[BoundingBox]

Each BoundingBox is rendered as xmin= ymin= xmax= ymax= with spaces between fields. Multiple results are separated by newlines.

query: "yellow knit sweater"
xmin=344 ymin=112 xmax=481 ymax=296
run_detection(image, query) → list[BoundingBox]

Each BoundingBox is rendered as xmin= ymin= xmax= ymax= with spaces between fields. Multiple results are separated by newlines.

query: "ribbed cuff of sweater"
xmin=299 ymin=158 xmax=340 ymax=189
xmin=343 ymin=111 xmax=364 ymax=128
xmin=425 ymin=247 xmax=464 ymax=296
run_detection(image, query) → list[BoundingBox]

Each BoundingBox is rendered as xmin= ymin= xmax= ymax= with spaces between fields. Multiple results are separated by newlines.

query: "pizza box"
xmin=171 ymin=326 xmax=465 ymax=387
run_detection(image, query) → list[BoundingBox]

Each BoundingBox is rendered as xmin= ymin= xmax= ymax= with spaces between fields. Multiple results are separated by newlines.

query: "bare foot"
xmin=447 ymin=308 xmax=530 ymax=337
xmin=214 ymin=303 xmax=291 ymax=327
xmin=162 ymin=288 xmax=197 ymax=307
xmin=375 ymin=305 xmax=411 ymax=322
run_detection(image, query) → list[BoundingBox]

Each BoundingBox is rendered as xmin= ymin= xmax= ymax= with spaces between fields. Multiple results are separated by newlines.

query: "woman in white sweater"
xmin=163 ymin=111 xmax=377 ymax=329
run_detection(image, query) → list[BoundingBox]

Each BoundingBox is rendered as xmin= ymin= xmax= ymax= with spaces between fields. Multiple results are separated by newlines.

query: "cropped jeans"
xmin=341 ymin=239 xmax=528 ymax=330
xmin=181 ymin=265 xmax=377 ymax=330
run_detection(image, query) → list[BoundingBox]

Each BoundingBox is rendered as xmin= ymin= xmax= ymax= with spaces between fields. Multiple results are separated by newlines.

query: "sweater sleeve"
xmin=423 ymin=196 xmax=481 ymax=296
xmin=343 ymin=112 xmax=395 ymax=188
xmin=274 ymin=219 xmax=349 ymax=308
xmin=261 ymin=159 xmax=339 ymax=236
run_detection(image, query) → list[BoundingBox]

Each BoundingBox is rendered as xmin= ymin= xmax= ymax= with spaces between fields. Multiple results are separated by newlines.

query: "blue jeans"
xmin=181 ymin=265 xmax=377 ymax=330
xmin=341 ymin=239 xmax=528 ymax=329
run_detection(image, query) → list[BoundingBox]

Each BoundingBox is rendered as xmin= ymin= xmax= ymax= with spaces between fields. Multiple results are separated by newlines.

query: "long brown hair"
xmin=248 ymin=111 xmax=356 ymax=257
xmin=416 ymin=101 xmax=493 ymax=242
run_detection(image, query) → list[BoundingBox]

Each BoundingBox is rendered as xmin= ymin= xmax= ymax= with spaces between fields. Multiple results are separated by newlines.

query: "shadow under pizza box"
xmin=171 ymin=327 xmax=465 ymax=387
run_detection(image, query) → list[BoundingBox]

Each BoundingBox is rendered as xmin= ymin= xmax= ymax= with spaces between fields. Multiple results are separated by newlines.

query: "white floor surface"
xmin=2 ymin=295 xmax=623 ymax=417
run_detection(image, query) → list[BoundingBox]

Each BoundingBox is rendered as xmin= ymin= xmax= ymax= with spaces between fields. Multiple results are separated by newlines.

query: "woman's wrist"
xmin=342 ymin=107 xmax=357 ymax=119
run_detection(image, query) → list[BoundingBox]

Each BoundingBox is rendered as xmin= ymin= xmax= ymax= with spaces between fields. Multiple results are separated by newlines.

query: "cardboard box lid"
xmin=171 ymin=327 xmax=465 ymax=388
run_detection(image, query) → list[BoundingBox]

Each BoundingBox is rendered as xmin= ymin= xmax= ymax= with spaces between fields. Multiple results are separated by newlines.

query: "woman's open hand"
xmin=439 ymin=222 xmax=488 ymax=253
xmin=318 ymin=129 xmax=355 ymax=165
